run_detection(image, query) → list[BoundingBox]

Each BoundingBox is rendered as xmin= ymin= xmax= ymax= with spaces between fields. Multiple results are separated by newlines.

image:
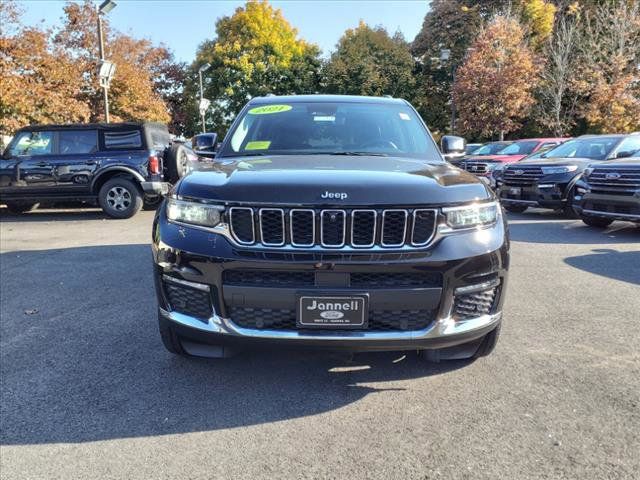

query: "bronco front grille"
xmin=227 ymin=307 xmax=434 ymax=332
xmin=503 ymin=166 xmax=544 ymax=186
xmin=585 ymin=167 xmax=640 ymax=196
xmin=228 ymin=206 xmax=438 ymax=249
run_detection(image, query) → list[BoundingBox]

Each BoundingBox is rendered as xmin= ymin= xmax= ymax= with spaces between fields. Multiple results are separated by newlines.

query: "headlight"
xmin=166 ymin=198 xmax=223 ymax=227
xmin=541 ymin=165 xmax=578 ymax=175
xmin=442 ymin=201 xmax=498 ymax=230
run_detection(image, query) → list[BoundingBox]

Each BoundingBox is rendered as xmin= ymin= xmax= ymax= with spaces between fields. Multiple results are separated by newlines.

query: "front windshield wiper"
xmin=329 ymin=151 xmax=388 ymax=156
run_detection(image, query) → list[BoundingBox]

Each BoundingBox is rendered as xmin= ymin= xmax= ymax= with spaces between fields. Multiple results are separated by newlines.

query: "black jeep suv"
xmin=0 ymin=122 xmax=188 ymax=218
xmin=498 ymin=133 xmax=640 ymax=215
xmin=152 ymin=95 xmax=509 ymax=361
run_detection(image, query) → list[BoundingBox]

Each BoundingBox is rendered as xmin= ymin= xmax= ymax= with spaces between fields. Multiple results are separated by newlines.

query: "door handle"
xmin=84 ymin=161 xmax=97 ymax=165
xmin=35 ymin=162 xmax=48 ymax=167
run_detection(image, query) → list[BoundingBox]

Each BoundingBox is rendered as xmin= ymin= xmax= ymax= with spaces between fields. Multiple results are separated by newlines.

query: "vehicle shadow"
xmin=0 ymin=205 xmax=107 ymax=223
xmin=0 ymin=244 xmax=467 ymax=445
xmin=564 ymin=249 xmax=640 ymax=286
xmin=506 ymin=211 xmax=639 ymax=245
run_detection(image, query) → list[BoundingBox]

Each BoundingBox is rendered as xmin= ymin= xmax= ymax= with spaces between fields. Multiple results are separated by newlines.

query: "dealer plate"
xmin=297 ymin=295 xmax=368 ymax=329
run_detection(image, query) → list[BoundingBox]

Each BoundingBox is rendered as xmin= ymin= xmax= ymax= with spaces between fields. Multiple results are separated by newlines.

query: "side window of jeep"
xmin=103 ymin=129 xmax=143 ymax=150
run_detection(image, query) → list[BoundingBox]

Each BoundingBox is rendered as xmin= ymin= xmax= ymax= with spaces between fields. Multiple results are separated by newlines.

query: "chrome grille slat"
xmin=586 ymin=167 xmax=640 ymax=194
xmin=229 ymin=206 xmax=438 ymax=249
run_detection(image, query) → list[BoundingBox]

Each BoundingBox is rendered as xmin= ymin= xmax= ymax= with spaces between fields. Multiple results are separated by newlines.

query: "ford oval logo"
xmin=320 ymin=311 xmax=344 ymax=320
xmin=513 ymin=169 xmax=525 ymax=175
xmin=605 ymin=172 xmax=621 ymax=180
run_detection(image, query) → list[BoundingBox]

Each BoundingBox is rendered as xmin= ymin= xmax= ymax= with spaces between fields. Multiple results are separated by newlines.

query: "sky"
xmin=18 ymin=0 xmax=430 ymax=63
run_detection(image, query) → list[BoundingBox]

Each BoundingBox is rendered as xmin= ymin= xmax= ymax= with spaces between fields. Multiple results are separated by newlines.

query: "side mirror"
xmin=441 ymin=135 xmax=466 ymax=154
xmin=192 ymin=133 xmax=218 ymax=152
xmin=615 ymin=150 xmax=634 ymax=159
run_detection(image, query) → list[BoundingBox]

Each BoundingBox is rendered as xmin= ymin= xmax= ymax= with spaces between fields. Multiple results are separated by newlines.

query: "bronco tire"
xmin=98 ymin=177 xmax=143 ymax=219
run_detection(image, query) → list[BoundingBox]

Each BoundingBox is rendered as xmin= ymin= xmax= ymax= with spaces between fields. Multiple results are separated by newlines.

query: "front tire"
xmin=4 ymin=202 xmax=39 ymax=214
xmin=580 ymin=215 xmax=613 ymax=228
xmin=504 ymin=204 xmax=528 ymax=213
xmin=98 ymin=177 xmax=143 ymax=219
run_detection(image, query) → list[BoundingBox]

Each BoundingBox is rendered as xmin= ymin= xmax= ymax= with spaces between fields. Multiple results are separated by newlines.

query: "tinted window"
xmin=542 ymin=137 xmax=619 ymax=160
xmin=59 ymin=130 xmax=98 ymax=154
xmin=8 ymin=131 xmax=54 ymax=156
xmin=498 ymin=141 xmax=539 ymax=155
xmin=616 ymin=136 xmax=640 ymax=155
xmin=103 ymin=130 xmax=143 ymax=149
xmin=472 ymin=143 xmax=510 ymax=155
xmin=222 ymin=101 xmax=439 ymax=160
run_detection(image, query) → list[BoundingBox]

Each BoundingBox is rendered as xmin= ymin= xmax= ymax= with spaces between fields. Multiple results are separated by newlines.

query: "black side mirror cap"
xmin=441 ymin=135 xmax=466 ymax=154
xmin=615 ymin=150 xmax=634 ymax=159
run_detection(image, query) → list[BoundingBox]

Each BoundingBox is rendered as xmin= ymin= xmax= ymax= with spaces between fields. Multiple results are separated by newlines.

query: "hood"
xmin=515 ymin=157 xmax=600 ymax=168
xmin=178 ymin=154 xmax=491 ymax=205
xmin=465 ymin=154 xmax=525 ymax=163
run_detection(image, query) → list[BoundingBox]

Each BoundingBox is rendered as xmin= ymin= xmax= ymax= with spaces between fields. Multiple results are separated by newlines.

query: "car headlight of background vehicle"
xmin=442 ymin=201 xmax=498 ymax=230
xmin=166 ymin=198 xmax=224 ymax=227
xmin=541 ymin=165 xmax=578 ymax=175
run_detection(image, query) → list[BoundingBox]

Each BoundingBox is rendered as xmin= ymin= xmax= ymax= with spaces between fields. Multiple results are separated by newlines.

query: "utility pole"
xmin=198 ymin=63 xmax=211 ymax=133
xmin=96 ymin=1 xmax=117 ymax=123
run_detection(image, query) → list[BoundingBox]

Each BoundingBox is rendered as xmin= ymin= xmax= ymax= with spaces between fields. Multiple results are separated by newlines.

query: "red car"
xmin=461 ymin=138 xmax=569 ymax=182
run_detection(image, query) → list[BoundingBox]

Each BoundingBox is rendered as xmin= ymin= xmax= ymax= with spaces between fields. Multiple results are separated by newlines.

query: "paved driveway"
xmin=1 ymin=208 xmax=638 ymax=479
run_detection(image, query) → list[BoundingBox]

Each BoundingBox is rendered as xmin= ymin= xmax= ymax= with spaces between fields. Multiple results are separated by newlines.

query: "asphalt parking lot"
xmin=1 ymin=207 xmax=638 ymax=479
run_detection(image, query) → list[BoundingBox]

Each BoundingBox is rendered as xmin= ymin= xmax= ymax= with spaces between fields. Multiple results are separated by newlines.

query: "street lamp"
xmin=198 ymin=63 xmax=211 ymax=133
xmin=97 ymin=0 xmax=117 ymax=122
xmin=440 ymin=48 xmax=455 ymax=134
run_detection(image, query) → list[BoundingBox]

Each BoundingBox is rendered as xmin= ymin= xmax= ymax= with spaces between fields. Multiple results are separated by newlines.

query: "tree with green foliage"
xmin=323 ymin=22 xmax=415 ymax=100
xmin=191 ymin=0 xmax=321 ymax=136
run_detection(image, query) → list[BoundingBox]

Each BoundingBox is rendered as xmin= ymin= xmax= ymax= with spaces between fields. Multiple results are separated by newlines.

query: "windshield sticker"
xmin=314 ymin=115 xmax=335 ymax=122
xmin=245 ymin=140 xmax=271 ymax=150
xmin=399 ymin=112 xmax=411 ymax=121
xmin=248 ymin=105 xmax=292 ymax=115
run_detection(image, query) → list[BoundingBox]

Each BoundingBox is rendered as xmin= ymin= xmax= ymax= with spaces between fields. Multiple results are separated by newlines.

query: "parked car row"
xmin=450 ymin=133 xmax=640 ymax=227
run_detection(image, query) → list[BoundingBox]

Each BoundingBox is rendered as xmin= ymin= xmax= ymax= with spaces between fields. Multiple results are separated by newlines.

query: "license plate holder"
xmin=297 ymin=294 xmax=368 ymax=329
xmin=509 ymin=187 xmax=522 ymax=196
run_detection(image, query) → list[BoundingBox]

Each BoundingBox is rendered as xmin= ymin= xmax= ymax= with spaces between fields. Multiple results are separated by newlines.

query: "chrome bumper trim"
xmin=160 ymin=308 xmax=502 ymax=342
xmin=582 ymin=209 xmax=640 ymax=220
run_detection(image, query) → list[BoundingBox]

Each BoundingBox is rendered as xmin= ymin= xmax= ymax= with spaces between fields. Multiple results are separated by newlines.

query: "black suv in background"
xmin=573 ymin=156 xmax=640 ymax=227
xmin=498 ymin=133 xmax=640 ymax=215
xmin=153 ymin=95 xmax=509 ymax=362
xmin=0 ymin=122 xmax=188 ymax=218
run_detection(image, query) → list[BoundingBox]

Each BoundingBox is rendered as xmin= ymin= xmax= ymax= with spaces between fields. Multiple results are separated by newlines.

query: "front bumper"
xmin=498 ymin=177 xmax=573 ymax=209
xmin=152 ymin=206 xmax=509 ymax=352
xmin=573 ymin=187 xmax=640 ymax=222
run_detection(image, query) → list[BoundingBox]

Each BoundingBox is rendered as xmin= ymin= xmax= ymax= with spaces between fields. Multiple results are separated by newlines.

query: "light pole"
xmin=198 ymin=63 xmax=211 ymax=133
xmin=97 ymin=0 xmax=117 ymax=122
xmin=440 ymin=48 xmax=456 ymax=134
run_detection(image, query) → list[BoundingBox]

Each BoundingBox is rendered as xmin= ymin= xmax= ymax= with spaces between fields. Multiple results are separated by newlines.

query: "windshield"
xmin=220 ymin=101 xmax=440 ymax=159
xmin=497 ymin=141 xmax=539 ymax=155
xmin=541 ymin=137 xmax=619 ymax=160
xmin=471 ymin=143 xmax=510 ymax=155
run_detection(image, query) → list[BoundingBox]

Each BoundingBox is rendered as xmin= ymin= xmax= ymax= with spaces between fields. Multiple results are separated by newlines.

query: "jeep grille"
xmin=228 ymin=207 xmax=438 ymax=250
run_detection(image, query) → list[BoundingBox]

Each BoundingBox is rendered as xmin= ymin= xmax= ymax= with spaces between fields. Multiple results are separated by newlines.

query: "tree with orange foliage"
xmin=0 ymin=2 xmax=90 ymax=134
xmin=453 ymin=14 xmax=539 ymax=140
